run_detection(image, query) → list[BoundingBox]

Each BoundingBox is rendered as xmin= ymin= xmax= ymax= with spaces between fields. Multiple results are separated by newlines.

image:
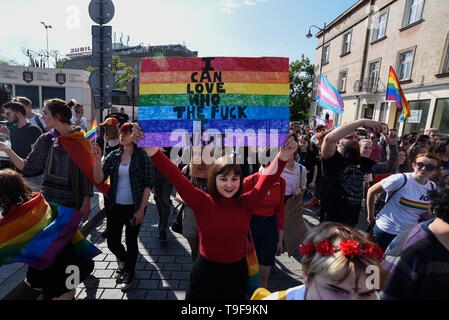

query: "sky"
xmin=0 ymin=0 xmax=358 ymax=67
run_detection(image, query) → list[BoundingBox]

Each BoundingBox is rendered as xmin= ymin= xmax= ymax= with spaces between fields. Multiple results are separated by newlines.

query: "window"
xmin=368 ymin=60 xmax=381 ymax=92
xmin=403 ymin=0 xmax=425 ymax=27
xmin=372 ymin=11 xmax=388 ymax=42
xmin=432 ymin=98 xmax=449 ymax=138
xmin=322 ymin=45 xmax=330 ymax=65
xmin=341 ymin=32 xmax=352 ymax=55
xmin=379 ymin=102 xmax=388 ymax=123
xmin=15 ymin=85 xmax=39 ymax=111
xmin=362 ymin=104 xmax=375 ymax=119
xmin=439 ymin=33 xmax=449 ymax=75
xmin=403 ymin=99 xmax=430 ymax=134
xmin=397 ymin=47 xmax=416 ymax=81
xmin=338 ymin=70 xmax=347 ymax=92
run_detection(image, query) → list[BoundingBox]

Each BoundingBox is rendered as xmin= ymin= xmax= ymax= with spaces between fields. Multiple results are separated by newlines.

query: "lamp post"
xmin=41 ymin=21 xmax=52 ymax=68
xmin=306 ymin=22 xmax=327 ymax=120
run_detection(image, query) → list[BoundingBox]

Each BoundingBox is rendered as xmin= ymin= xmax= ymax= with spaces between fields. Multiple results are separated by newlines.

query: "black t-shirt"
xmin=10 ymin=123 xmax=42 ymax=159
xmin=320 ymin=151 xmax=376 ymax=226
xmin=299 ymin=150 xmax=319 ymax=184
xmin=104 ymin=113 xmax=129 ymax=129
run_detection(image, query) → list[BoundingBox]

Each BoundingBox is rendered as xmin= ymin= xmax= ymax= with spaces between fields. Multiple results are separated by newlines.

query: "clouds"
xmin=218 ymin=0 xmax=269 ymax=14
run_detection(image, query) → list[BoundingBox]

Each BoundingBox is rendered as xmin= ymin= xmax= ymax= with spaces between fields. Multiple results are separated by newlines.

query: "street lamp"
xmin=306 ymin=22 xmax=327 ymax=119
xmin=41 ymin=21 xmax=52 ymax=68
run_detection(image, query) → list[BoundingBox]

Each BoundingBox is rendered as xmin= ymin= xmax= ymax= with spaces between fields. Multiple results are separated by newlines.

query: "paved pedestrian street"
xmin=75 ymin=194 xmax=312 ymax=300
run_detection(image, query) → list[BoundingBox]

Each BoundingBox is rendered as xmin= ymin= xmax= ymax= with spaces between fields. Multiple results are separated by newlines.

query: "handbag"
xmin=246 ymin=230 xmax=260 ymax=296
xmin=171 ymin=203 xmax=185 ymax=234
xmin=284 ymin=194 xmax=308 ymax=257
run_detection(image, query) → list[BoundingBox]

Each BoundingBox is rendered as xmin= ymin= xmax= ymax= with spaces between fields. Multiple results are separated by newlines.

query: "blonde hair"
xmin=301 ymin=222 xmax=385 ymax=287
xmin=104 ymin=124 xmax=120 ymax=141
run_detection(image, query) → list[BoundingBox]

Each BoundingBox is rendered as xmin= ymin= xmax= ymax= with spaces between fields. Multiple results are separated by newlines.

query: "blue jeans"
xmin=372 ymin=224 xmax=397 ymax=252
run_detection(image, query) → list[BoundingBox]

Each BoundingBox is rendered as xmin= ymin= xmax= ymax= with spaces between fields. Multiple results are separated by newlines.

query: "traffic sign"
xmin=89 ymin=0 xmax=115 ymax=25
xmin=88 ymin=68 xmax=115 ymax=94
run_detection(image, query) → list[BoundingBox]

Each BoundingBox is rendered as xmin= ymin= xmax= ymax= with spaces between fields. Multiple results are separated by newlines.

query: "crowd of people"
xmin=0 ymin=96 xmax=448 ymax=300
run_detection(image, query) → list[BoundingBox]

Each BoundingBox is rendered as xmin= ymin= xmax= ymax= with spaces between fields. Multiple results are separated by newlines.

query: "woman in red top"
xmin=243 ymin=147 xmax=286 ymax=289
xmin=133 ymin=125 xmax=297 ymax=300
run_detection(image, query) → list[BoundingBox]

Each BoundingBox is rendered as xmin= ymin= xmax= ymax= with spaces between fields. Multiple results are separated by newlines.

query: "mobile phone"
xmin=129 ymin=216 xmax=137 ymax=227
xmin=382 ymin=124 xmax=388 ymax=134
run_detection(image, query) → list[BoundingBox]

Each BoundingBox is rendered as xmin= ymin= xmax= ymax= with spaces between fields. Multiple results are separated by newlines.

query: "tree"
xmin=87 ymin=56 xmax=135 ymax=90
xmin=289 ymin=54 xmax=314 ymax=121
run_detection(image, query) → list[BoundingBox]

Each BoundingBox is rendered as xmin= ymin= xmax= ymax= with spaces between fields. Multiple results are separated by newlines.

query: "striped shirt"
xmin=381 ymin=219 xmax=449 ymax=300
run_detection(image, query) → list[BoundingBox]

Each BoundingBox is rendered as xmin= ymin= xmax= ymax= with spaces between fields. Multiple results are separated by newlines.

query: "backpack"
xmin=374 ymin=173 xmax=407 ymax=216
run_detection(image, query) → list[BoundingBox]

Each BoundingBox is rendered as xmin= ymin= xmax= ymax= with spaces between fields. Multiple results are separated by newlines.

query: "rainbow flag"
xmin=84 ymin=120 xmax=98 ymax=141
xmin=138 ymin=57 xmax=290 ymax=147
xmin=302 ymin=192 xmax=319 ymax=208
xmin=386 ymin=66 xmax=411 ymax=122
xmin=56 ymin=130 xmax=110 ymax=196
xmin=0 ymin=194 xmax=101 ymax=270
xmin=317 ymin=74 xmax=344 ymax=114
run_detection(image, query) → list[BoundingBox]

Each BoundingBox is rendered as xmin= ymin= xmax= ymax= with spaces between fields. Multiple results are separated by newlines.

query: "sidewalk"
xmin=0 ymin=193 xmax=322 ymax=300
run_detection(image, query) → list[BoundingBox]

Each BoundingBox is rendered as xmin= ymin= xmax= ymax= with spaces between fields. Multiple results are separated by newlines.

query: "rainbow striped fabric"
xmin=398 ymin=197 xmax=429 ymax=210
xmin=84 ymin=120 xmax=98 ymax=142
xmin=57 ymin=130 xmax=110 ymax=196
xmin=138 ymin=57 xmax=290 ymax=147
xmin=317 ymin=74 xmax=344 ymax=114
xmin=302 ymin=192 xmax=319 ymax=208
xmin=386 ymin=66 xmax=411 ymax=122
xmin=0 ymin=194 xmax=101 ymax=270
xmin=246 ymin=232 xmax=260 ymax=296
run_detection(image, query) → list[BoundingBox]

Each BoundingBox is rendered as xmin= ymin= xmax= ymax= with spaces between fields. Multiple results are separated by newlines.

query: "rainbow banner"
xmin=138 ymin=57 xmax=290 ymax=147
xmin=84 ymin=120 xmax=98 ymax=142
xmin=0 ymin=194 xmax=101 ymax=270
xmin=302 ymin=192 xmax=319 ymax=208
xmin=386 ymin=66 xmax=411 ymax=122
xmin=317 ymin=74 xmax=344 ymax=114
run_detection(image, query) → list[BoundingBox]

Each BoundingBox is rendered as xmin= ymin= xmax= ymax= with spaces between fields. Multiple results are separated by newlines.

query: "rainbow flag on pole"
xmin=386 ymin=66 xmax=411 ymax=122
xmin=0 ymin=194 xmax=101 ymax=270
xmin=84 ymin=120 xmax=98 ymax=141
xmin=317 ymin=74 xmax=344 ymax=114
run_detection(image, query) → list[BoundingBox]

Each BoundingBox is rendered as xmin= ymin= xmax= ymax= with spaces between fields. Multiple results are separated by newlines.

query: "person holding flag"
xmin=0 ymin=98 xmax=109 ymax=222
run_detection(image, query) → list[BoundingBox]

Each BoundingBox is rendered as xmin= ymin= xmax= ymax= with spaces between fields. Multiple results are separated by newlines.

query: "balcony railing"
xmin=353 ymin=77 xmax=385 ymax=94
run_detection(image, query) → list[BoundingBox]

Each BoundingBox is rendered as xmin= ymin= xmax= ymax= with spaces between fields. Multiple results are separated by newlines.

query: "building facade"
xmin=310 ymin=0 xmax=449 ymax=137
xmin=0 ymin=66 xmax=93 ymax=124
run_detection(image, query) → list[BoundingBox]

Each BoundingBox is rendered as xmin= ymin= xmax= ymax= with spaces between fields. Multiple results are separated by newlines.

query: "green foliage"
xmin=289 ymin=54 xmax=314 ymax=121
xmin=87 ymin=56 xmax=135 ymax=90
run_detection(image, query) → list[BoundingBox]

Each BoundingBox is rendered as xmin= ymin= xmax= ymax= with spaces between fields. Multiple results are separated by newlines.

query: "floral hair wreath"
xmin=299 ymin=239 xmax=384 ymax=261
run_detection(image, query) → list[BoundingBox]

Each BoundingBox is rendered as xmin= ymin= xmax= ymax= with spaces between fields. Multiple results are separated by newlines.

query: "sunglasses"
xmin=415 ymin=162 xmax=437 ymax=172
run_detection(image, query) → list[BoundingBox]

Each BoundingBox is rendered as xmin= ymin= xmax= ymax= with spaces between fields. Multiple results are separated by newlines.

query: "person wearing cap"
xmin=104 ymin=107 xmax=129 ymax=129
xmin=100 ymin=117 xmax=121 ymax=158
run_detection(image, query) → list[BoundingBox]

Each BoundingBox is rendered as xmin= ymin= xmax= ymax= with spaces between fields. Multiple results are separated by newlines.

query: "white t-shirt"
xmin=29 ymin=114 xmax=46 ymax=132
xmin=375 ymin=172 xmax=434 ymax=235
xmin=116 ymin=165 xmax=134 ymax=205
xmin=281 ymin=162 xmax=307 ymax=196
xmin=71 ymin=115 xmax=87 ymax=132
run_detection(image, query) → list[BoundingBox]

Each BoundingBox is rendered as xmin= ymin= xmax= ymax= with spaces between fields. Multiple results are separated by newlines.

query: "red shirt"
xmin=150 ymin=149 xmax=287 ymax=263
xmin=243 ymin=173 xmax=286 ymax=230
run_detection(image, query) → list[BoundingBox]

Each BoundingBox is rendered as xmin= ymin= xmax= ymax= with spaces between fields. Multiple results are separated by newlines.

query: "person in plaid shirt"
xmin=92 ymin=122 xmax=153 ymax=291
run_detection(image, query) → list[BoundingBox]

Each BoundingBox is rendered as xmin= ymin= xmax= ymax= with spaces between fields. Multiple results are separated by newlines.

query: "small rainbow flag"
xmin=386 ymin=66 xmax=411 ymax=122
xmin=0 ymin=194 xmax=101 ymax=270
xmin=302 ymin=192 xmax=319 ymax=208
xmin=84 ymin=120 xmax=98 ymax=141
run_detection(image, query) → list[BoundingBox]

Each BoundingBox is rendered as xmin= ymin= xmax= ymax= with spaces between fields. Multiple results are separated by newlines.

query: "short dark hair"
xmin=207 ymin=155 xmax=243 ymax=200
xmin=2 ymin=101 xmax=27 ymax=117
xmin=428 ymin=177 xmax=449 ymax=224
xmin=44 ymin=98 xmax=72 ymax=125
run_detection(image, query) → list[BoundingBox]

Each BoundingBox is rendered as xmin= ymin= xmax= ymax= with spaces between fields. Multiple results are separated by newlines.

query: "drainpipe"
xmin=357 ymin=0 xmax=376 ymax=119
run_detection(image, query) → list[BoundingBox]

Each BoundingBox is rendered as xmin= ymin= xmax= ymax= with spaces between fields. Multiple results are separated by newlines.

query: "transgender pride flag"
xmin=317 ymin=74 xmax=344 ymax=114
